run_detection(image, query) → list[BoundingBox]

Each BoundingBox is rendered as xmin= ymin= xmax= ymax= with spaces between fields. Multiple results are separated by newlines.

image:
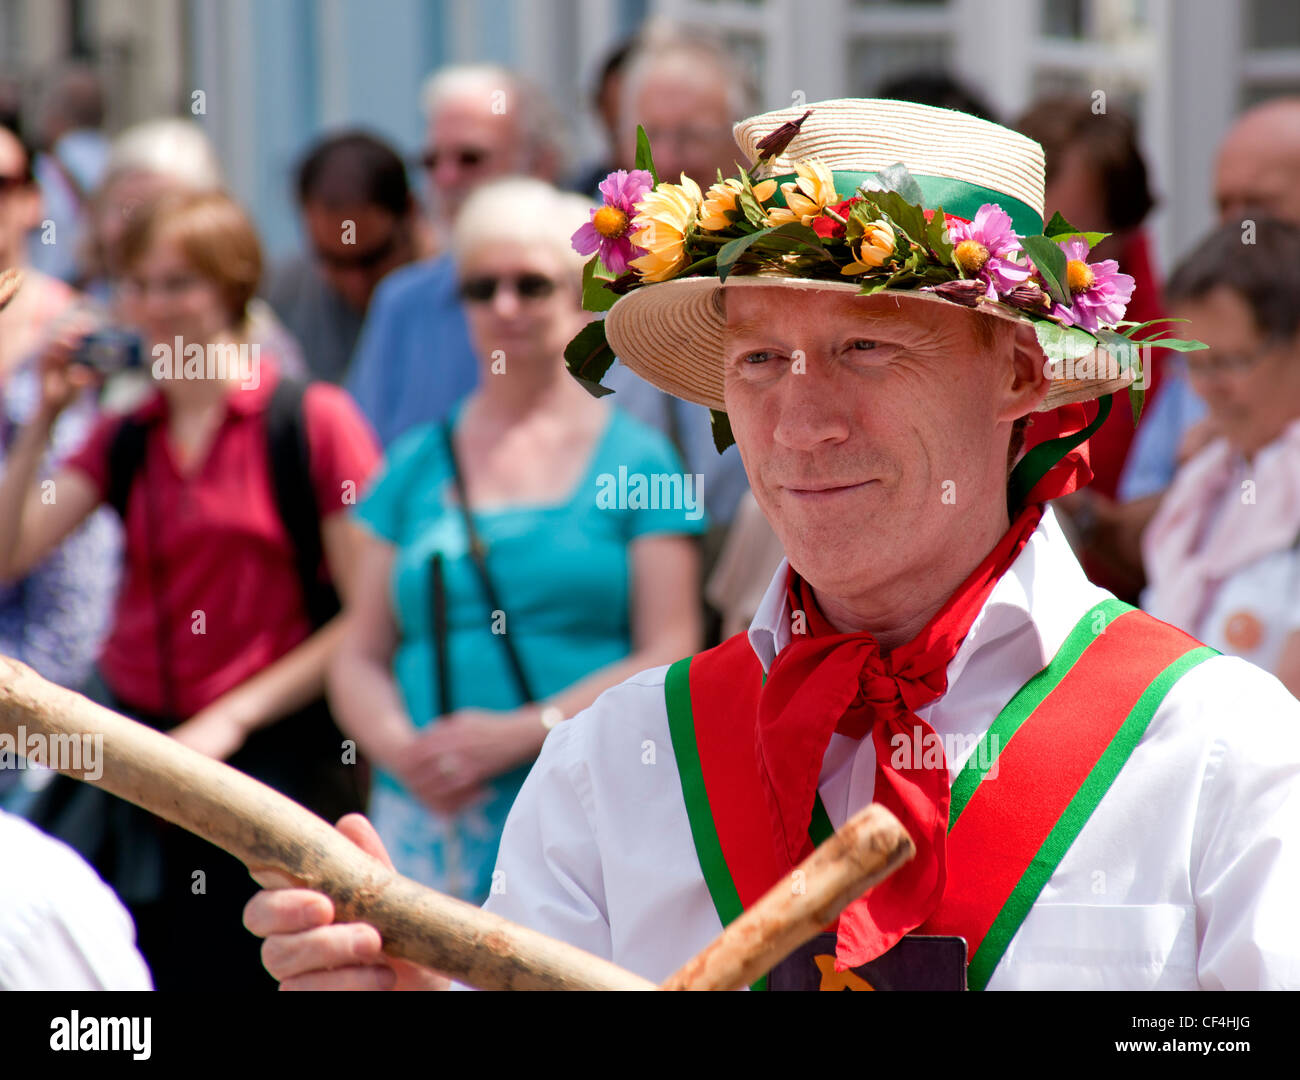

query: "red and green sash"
xmin=664 ymin=598 xmax=1216 ymax=990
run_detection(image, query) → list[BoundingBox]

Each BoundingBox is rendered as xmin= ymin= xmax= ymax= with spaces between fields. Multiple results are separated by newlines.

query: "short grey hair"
xmin=420 ymin=63 xmax=570 ymax=180
xmin=618 ymin=24 xmax=758 ymax=136
xmin=451 ymin=176 xmax=592 ymax=280
xmin=105 ymin=118 xmax=224 ymax=190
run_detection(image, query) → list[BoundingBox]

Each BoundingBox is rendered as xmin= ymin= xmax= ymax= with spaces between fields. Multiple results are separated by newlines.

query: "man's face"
xmin=621 ymin=69 xmax=737 ymax=187
xmin=302 ymin=199 xmax=411 ymax=311
xmin=1215 ymin=116 xmax=1300 ymax=226
xmin=722 ymin=287 xmax=1039 ymax=600
xmin=1177 ymin=286 xmax=1300 ymax=459
xmin=423 ymin=95 xmax=523 ymax=221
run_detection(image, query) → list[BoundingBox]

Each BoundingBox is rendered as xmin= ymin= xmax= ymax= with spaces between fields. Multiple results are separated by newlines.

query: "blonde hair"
xmin=451 ymin=177 xmax=592 ymax=280
xmin=120 ymin=189 xmax=262 ymax=325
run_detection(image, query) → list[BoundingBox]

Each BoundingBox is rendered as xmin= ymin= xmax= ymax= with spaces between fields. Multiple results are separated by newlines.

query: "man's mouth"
xmin=785 ymin=480 xmax=872 ymax=498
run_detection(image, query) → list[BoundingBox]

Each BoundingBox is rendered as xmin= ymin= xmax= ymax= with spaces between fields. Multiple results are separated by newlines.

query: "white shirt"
xmin=474 ymin=507 xmax=1300 ymax=989
xmin=0 ymin=809 xmax=154 ymax=990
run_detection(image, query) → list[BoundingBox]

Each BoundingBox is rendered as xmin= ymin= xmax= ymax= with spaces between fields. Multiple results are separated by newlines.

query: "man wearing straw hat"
xmin=247 ymin=100 xmax=1300 ymax=990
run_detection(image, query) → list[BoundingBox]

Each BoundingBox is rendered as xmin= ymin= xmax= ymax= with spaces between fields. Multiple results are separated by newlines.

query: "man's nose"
xmin=771 ymin=362 xmax=852 ymax=449
xmin=490 ymin=283 xmax=521 ymax=318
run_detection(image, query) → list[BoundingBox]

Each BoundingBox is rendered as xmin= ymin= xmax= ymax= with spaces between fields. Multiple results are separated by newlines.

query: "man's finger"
xmin=259 ymin=922 xmax=386 ymax=983
xmin=279 ymin=964 xmax=398 ymax=992
xmin=243 ymin=887 xmax=335 ymax=937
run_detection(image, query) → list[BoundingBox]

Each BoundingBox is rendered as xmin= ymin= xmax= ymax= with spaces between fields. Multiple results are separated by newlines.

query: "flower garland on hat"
xmin=567 ymin=110 xmax=1205 ymax=450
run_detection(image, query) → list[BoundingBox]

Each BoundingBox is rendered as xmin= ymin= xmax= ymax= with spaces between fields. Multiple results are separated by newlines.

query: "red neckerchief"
xmin=756 ymin=413 xmax=1094 ymax=971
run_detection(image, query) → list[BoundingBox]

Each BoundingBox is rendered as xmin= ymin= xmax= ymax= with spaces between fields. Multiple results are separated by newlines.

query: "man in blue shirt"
xmin=345 ymin=65 xmax=567 ymax=446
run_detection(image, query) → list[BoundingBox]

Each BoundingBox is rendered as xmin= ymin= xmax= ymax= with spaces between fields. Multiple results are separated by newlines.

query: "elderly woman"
xmin=1142 ymin=219 xmax=1300 ymax=694
xmin=329 ymin=176 xmax=704 ymax=903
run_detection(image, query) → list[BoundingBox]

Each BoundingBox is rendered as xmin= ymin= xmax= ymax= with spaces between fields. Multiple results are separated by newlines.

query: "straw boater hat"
xmin=569 ymin=98 xmax=1197 ymax=430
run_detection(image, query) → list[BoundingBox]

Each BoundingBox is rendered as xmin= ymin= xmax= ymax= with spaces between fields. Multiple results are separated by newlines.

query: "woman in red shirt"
xmin=0 ymin=189 xmax=380 ymax=989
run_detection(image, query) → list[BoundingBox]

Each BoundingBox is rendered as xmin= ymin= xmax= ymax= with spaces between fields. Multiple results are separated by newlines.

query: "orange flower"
xmin=840 ymin=220 xmax=897 ymax=275
xmin=698 ymin=177 xmax=778 ymax=231
xmin=628 ymin=175 xmax=703 ymax=282
xmin=765 ymin=159 xmax=837 ymax=228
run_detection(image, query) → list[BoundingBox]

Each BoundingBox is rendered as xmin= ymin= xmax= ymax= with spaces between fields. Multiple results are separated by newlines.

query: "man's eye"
xmin=851 ymin=339 xmax=878 ymax=351
xmin=743 ymin=350 xmax=775 ymax=364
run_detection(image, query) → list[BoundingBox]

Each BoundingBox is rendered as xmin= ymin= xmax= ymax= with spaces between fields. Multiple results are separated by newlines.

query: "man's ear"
xmin=1000 ymin=321 xmax=1051 ymax=422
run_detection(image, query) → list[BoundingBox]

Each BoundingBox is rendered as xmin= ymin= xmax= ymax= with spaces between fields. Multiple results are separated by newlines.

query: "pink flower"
xmin=571 ymin=169 xmax=654 ymax=275
xmin=946 ymin=204 xmax=1033 ymax=300
xmin=1050 ymin=236 xmax=1135 ymax=332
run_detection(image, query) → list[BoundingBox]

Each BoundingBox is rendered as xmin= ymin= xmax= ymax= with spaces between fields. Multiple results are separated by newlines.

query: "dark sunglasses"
xmin=315 ymin=229 xmax=403 ymax=270
xmin=418 ymin=146 xmax=489 ymax=172
xmin=458 ymin=273 xmax=559 ymax=304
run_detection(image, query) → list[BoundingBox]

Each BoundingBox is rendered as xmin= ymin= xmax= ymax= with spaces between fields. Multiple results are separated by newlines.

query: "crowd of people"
xmin=2 ymin=25 xmax=1300 ymax=990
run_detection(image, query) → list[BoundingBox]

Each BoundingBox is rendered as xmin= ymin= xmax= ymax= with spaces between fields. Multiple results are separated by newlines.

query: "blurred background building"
xmin=2 ymin=0 xmax=1299 ymax=267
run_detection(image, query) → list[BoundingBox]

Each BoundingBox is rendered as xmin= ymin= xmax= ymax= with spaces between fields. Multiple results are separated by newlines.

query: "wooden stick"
xmin=1 ymin=655 xmax=914 ymax=992
xmin=0 ymin=656 xmax=654 ymax=991
xmin=660 ymin=803 xmax=914 ymax=990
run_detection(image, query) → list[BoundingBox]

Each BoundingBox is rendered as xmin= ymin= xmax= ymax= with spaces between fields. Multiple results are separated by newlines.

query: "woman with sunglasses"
xmin=330 ymin=177 xmax=705 ymax=903
xmin=1143 ymin=219 xmax=1300 ymax=696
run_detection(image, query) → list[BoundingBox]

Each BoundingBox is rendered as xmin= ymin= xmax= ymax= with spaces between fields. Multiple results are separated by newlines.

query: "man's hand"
xmin=242 ymin=814 xmax=449 ymax=991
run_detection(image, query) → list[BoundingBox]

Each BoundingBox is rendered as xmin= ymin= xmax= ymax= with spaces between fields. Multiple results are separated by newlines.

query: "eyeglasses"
xmin=314 ymin=229 xmax=404 ymax=270
xmin=458 ymin=273 xmax=559 ymax=304
xmin=119 ymin=272 xmax=209 ymax=299
xmin=1181 ymin=346 xmax=1274 ymax=379
xmin=418 ymin=146 xmax=491 ymax=172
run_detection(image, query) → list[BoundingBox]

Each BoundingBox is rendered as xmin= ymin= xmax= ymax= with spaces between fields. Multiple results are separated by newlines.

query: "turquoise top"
xmin=354 ymin=401 xmax=708 ymax=901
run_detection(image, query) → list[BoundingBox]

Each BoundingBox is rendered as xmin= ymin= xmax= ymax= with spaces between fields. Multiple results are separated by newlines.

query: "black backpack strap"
xmin=265 ymin=377 xmax=341 ymax=628
xmin=105 ymin=415 xmax=151 ymax=519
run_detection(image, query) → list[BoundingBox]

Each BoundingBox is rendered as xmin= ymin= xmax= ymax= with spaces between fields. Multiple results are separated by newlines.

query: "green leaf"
xmin=635 ymin=125 xmax=659 ymax=187
xmin=716 ymin=222 xmax=826 ymax=280
xmin=581 ymin=256 xmax=618 ymax=313
xmin=861 ymin=162 xmax=924 ymax=205
xmin=1093 ymin=327 xmax=1143 ymax=378
xmin=1042 ymin=211 xmax=1109 ymax=249
xmin=716 ymin=229 xmax=773 ymax=282
xmin=709 ymin=409 xmax=735 ymax=453
xmin=1116 ymin=316 xmax=1191 ymax=336
xmin=1128 ymin=381 xmax=1145 ymax=426
xmin=861 ymin=189 xmax=929 ymax=247
xmin=737 ymin=188 xmax=769 ymax=228
xmin=1142 ymin=335 xmax=1209 ymax=352
xmin=564 ymin=320 xmax=617 ymax=396
xmin=925 ymin=204 xmax=955 ymax=265
xmin=1034 ymin=320 xmax=1102 ymax=363
xmin=1020 ymin=234 xmax=1070 ymax=307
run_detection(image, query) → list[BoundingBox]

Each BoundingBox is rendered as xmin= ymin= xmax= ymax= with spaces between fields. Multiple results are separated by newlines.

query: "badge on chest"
xmin=766 ymin=934 xmax=968 ymax=991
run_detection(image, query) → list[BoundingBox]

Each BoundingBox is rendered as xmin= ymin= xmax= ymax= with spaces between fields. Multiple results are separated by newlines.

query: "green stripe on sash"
xmin=966 ymin=644 xmax=1217 ymax=990
xmin=664 ymin=656 xmax=769 ymax=991
xmin=948 ymin=598 xmax=1132 ymax=826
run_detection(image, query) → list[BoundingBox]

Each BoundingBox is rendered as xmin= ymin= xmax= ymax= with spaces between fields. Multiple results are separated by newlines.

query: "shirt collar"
xmin=747 ymin=505 xmax=1099 ymax=683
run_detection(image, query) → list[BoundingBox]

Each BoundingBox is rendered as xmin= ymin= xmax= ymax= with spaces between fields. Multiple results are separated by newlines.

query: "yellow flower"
xmin=765 ymin=159 xmax=837 ymax=227
xmin=840 ymin=220 xmax=897 ymax=275
xmin=628 ymin=174 xmax=703 ymax=282
xmin=698 ymin=177 xmax=779 ymax=231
